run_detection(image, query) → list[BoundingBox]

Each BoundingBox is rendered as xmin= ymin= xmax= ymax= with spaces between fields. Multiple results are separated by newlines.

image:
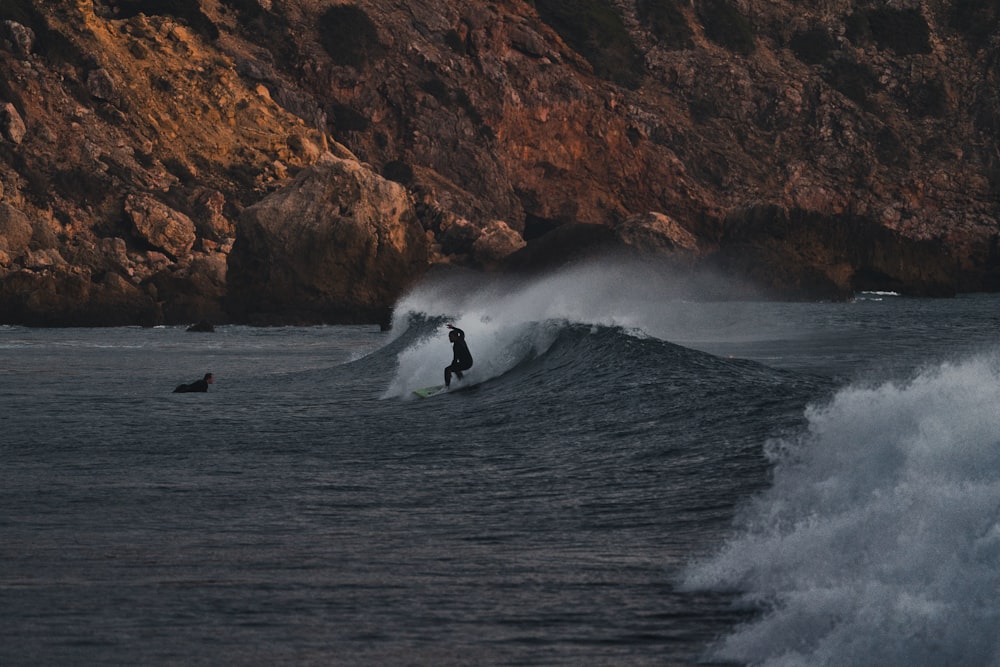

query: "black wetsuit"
xmin=173 ymin=377 xmax=210 ymax=393
xmin=445 ymin=327 xmax=473 ymax=387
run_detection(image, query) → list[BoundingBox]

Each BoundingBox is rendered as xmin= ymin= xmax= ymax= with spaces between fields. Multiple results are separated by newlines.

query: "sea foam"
xmin=682 ymin=354 xmax=1000 ymax=666
xmin=380 ymin=258 xmax=676 ymax=397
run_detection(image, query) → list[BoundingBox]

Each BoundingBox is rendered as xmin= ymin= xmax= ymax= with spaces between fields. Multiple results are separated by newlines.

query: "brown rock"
xmin=614 ymin=212 xmax=699 ymax=257
xmin=709 ymin=206 xmax=958 ymax=299
xmin=1 ymin=103 xmax=26 ymax=145
xmin=125 ymin=194 xmax=196 ymax=259
xmin=86 ymin=68 xmax=118 ymax=102
xmin=472 ymin=219 xmax=526 ymax=265
xmin=147 ymin=252 xmax=229 ymax=324
xmin=227 ymin=152 xmax=429 ymax=324
xmin=23 ymin=248 xmax=66 ymax=270
xmin=1 ymin=0 xmax=999 ymax=326
xmin=0 ymin=202 xmax=32 ymax=257
xmin=0 ymin=265 xmax=158 ymax=326
xmin=0 ymin=20 xmax=34 ymax=56
xmin=181 ymin=187 xmax=234 ymax=241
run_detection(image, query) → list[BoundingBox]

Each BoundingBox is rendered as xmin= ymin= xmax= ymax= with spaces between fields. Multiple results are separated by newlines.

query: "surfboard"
xmin=412 ymin=384 xmax=446 ymax=398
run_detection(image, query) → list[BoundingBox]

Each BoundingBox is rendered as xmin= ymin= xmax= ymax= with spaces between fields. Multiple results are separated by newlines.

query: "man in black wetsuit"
xmin=173 ymin=372 xmax=214 ymax=393
xmin=444 ymin=324 xmax=472 ymax=389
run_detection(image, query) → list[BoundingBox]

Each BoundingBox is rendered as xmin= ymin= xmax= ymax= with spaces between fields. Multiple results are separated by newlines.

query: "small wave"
xmin=377 ymin=257 xmax=834 ymax=399
xmin=681 ymin=353 xmax=1000 ymax=666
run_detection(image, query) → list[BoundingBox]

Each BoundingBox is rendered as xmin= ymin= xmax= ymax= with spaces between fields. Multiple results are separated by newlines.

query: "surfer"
xmin=444 ymin=324 xmax=473 ymax=388
xmin=173 ymin=372 xmax=214 ymax=393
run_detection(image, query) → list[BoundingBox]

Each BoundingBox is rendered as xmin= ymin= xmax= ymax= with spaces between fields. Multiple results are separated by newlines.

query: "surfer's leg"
xmin=444 ymin=365 xmax=452 ymax=387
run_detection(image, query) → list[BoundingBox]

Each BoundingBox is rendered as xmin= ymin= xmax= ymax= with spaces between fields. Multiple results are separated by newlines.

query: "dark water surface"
xmin=3 ymin=268 xmax=999 ymax=666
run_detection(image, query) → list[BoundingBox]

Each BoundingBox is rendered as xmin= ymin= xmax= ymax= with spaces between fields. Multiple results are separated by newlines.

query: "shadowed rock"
xmin=227 ymin=153 xmax=428 ymax=324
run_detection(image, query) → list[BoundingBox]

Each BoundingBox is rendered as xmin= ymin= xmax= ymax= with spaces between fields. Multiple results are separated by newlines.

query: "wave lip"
xmin=380 ymin=314 xmax=565 ymax=399
xmin=681 ymin=354 xmax=1000 ymax=667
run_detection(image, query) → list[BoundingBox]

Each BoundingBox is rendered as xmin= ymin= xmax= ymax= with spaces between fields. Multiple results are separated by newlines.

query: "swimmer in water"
xmin=173 ymin=373 xmax=214 ymax=393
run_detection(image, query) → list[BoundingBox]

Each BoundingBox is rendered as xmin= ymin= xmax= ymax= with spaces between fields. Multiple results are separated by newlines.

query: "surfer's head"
xmin=448 ymin=330 xmax=459 ymax=342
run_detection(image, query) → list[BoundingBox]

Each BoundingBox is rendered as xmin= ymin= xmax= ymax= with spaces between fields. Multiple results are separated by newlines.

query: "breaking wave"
xmin=682 ymin=354 xmax=1000 ymax=666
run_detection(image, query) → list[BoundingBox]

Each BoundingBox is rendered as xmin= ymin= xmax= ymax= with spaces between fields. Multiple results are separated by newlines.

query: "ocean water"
xmin=2 ymin=257 xmax=999 ymax=666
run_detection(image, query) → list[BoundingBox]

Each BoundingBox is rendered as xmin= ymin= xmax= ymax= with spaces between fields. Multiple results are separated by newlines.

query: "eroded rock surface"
xmin=0 ymin=0 xmax=998 ymax=325
xmin=227 ymin=153 xmax=428 ymax=325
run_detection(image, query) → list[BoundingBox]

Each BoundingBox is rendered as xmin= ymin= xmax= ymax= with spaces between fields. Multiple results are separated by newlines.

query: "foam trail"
xmin=682 ymin=353 xmax=1000 ymax=666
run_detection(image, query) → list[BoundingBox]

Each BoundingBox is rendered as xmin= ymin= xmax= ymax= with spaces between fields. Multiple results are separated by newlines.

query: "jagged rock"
xmin=125 ymin=194 xmax=196 ymax=259
xmin=86 ymin=68 xmax=118 ymax=102
xmin=23 ymin=248 xmax=66 ymax=270
xmin=30 ymin=216 xmax=59 ymax=250
xmin=614 ymin=212 xmax=699 ymax=257
xmin=435 ymin=214 xmax=479 ymax=257
xmin=186 ymin=320 xmax=214 ymax=332
xmin=100 ymin=237 xmax=131 ymax=273
xmin=148 ymin=252 xmax=229 ymax=324
xmin=1 ymin=20 xmax=34 ymax=56
xmin=0 ymin=0 xmax=999 ymax=325
xmin=175 ymin=187 xmax=234 ymax=242
xmin=227 ymin=152 xmax=429 ymax=324
xmin=1 ymin=103 xmax=26 ymax=145
xmin=472 ymin=219 xmax=526 ymax=265
xmin=0 ymin=202 xmax=32 ymax=258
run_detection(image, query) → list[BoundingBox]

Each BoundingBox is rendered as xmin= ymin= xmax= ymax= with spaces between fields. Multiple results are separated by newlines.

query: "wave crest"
xmin=682 ymin=354 xmax=1000 ymax=666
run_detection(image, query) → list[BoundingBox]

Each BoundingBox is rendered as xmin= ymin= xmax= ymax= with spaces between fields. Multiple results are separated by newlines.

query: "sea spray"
xmin=387 ymin=259 xmax=668 ymax=333
xmin=381 ymin=259 xmax=671 ymax=397
xmin=681 ymin=353 xmax=1000 ymax=667
xmin=380 ymin=316 xmax=565 ymax=398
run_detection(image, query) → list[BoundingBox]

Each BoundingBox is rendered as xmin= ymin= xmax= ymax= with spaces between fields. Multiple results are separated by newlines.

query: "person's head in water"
xmin=174 ymin=372 xmax=214 ymax=393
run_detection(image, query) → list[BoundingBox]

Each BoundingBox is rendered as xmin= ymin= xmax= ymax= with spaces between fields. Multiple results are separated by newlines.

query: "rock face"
xmin=125 ymin=194 xmax=197 ymax=259
xmin=227 ymin=153 xmax=428 ymax=325
xmin=0 ymin=0 xmax=999 ymax=325
xmin=0 ymin=203 xmax=33 ymax=260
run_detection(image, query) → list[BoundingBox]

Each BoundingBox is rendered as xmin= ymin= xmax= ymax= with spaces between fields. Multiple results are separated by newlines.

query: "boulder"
xmin=23 ymin=248 xmax=66 ymax=270
xmin=1 ymin=20 xmax=35 ymax=56
xmin=227 ymin=152 xmax=429 ymax=324
xmin=147 ymin=252 xmax=229 ymax=324
xmin=614 ymin=212 xmax=699 ymax=257
xmin=187 ymin=187 xmax=234 ymax=241
xmin=0 ymin=103 xmax=26 ymax=145
xmin=472 ymin=219 xmax=526 ymax=265
xmin=125 ymin=194 xmax=197 ymax=259
xmin=86 ymin=68 xmax=118 ymax=102
xmin=0 ymin=203 xmax=33 ymax=258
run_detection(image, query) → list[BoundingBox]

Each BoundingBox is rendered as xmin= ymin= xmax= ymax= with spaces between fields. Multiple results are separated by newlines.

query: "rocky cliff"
xmin=1 ymin=0 xmax=998 ymax=325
